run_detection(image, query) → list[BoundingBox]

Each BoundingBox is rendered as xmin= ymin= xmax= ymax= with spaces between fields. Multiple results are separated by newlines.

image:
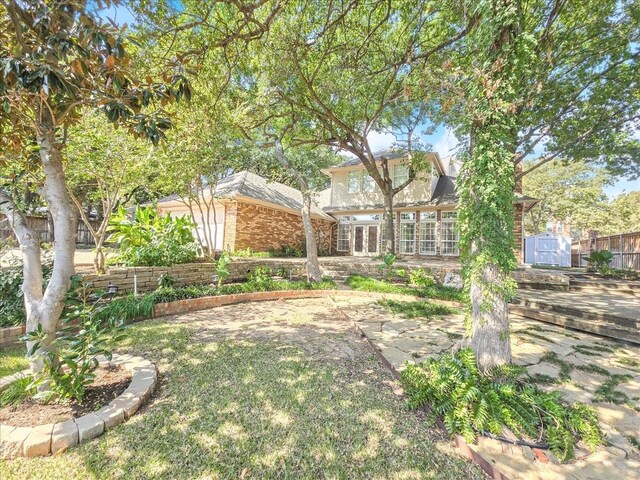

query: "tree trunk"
xmin=301 ymin=192 xmax=323 ymax=282
xmin=469 ymin=263 xmax=512 ymax=370
xmin=29 ymin=121 xmax=78 ymax=375
xmin=94 ymin=237 xmax=106 ymax=274
xmin=383 ymin=190 xmax=396 ymax=253
xmin=272 ymin=139 xmax=322 ymax=282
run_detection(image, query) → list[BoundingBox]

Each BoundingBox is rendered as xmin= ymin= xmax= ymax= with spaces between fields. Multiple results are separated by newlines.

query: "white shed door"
xmin=536 ymin=237 xmax=559 ymax=265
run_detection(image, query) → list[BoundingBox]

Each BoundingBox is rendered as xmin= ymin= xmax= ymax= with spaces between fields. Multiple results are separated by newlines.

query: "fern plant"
xmin=401 ymin=348 xmax=603 ymax=462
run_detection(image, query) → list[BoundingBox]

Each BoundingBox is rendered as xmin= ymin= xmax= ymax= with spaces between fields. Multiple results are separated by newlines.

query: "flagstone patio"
xmin=331 ymin=295 xmax=640 ymax=480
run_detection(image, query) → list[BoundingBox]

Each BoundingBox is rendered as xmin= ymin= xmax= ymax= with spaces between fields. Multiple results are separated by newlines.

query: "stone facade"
xmin=82 ymin=263 xmax=219 ymax=294
xmin=224 ymin=201 xmax=335 ymax=254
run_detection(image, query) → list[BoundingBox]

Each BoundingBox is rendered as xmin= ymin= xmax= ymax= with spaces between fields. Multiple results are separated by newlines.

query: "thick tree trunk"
xmin=301 ymin=192 xmax=323 ymax=282
xmin=469 ymin=263 xmax=512 ymax=370
xmin=382 ymin=191 xmax=396 ymax=254
xmin=26 ymin=121 xmax=78 ymax=375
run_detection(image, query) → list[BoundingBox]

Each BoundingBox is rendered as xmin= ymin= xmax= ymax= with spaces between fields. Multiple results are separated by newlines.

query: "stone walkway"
xmin=330 ymin=295 xmax=640 ymax=480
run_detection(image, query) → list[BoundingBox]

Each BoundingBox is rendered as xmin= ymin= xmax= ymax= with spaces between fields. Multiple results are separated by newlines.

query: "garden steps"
xmin=508 ymin=306 xmax=640 ymax=346
xmin=567 ymin=278 xmax=639 ymax=297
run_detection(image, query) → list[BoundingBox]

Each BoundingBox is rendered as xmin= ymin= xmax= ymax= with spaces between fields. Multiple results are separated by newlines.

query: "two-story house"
xmin=156 ymin=150 xmax=535 ymax=262
xmin=322 ymin=149 xmax=536 ymax=261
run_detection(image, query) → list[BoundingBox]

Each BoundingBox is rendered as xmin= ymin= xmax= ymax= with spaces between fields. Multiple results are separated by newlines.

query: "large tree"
xmin=171 ymin=0 xmax=471 ymax=253
xmin=65 ymin=112 xmax=155 ymax=273
xmin=448 ymin=0 xmax=639 ymax=370
xmin=0 ymin=0 xmax=190 ymax=377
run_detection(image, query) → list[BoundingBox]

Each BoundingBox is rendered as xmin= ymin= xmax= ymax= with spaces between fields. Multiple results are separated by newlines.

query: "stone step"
xmin=512 ymin=296 xmax=639 ymax=330
xmin=568 ymin=278 xmax=639 ymax=297
xmin=509 ymin=305 xmax=640 ymax=345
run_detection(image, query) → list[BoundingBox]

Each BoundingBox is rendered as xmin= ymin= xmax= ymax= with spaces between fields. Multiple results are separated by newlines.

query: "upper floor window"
xmin=347 ymin=170 xmax=377 ymax=193
xmin=347 ymin=171 xmax=361 ymax=193
xmin=393 ymin=163 xmax=409 ymax=187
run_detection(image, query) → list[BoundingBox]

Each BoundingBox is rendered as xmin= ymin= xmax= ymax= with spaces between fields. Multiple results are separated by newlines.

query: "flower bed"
xmin=0 ymin=354 xmax=157 ymax=459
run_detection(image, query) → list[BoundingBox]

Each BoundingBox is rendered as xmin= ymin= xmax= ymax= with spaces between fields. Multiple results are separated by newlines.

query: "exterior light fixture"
xmin=107 ymin=283 xmax=119 ymax=301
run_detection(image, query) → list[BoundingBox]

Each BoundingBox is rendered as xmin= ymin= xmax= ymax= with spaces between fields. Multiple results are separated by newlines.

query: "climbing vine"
xmin=456 ymin=1 xmax=537 ymax=355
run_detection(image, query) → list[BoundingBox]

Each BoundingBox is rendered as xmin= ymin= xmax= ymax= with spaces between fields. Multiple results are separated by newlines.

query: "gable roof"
xmin=157 ymin=171 xmax=335 ymax=221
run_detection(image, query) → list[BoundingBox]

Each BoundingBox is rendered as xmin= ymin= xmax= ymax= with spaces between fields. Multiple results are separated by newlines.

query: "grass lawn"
xmin=0 ymin=345 xmax=29 ymax=377
xmin=0 ymin=298 xmax=484 ymax=480
xmin=345 ymin=275 xmax=465 ymax=302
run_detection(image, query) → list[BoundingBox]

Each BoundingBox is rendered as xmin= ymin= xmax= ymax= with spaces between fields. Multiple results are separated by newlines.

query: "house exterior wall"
xmin=225 ymin=201 xmax=335 ymax=254
xmin=329 ymin=161 xmax=436 ymax=208
xmin=158 ymin=203 xmax=226 ymax=251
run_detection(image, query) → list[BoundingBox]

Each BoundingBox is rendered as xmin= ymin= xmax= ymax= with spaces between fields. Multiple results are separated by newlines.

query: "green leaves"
xmin=108 ymin=205 xmax=201 ymax=267
xmin=401 ymin=348 xmax=604 ymax=462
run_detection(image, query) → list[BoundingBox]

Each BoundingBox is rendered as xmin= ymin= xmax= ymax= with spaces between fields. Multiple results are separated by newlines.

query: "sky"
xmin=101 ymin=5 xmax=638 ymax=200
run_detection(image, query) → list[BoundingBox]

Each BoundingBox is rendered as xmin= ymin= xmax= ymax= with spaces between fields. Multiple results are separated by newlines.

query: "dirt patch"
xmin=0 ymin=364 xmax=130 ymax=427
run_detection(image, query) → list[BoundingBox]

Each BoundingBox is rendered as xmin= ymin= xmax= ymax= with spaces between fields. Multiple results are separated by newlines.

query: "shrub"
xmin=157 ymin=273 xmax=177 ymax=289
xmin=23 ymin=285 xmax=127 ymax=402
xmin=109 ymin=206 xmax=201 ymax=267
xmin=584 ymin=250 xmax=613 ymax=272
xmin=408 ymin=268 xmax=435 ymax=287
xmin=0 ymin=255 xmax=54 ymax=327
xmin=214 ymin=251 xmax=231 ymax=287
xmin=376 ymin=253 xmax=405 ymax=281
xmin=401 ymin=348 xmax=603 ymax=462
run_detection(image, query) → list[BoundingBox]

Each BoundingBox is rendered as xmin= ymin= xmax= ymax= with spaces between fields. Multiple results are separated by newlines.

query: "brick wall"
xmin=230 ymin=202 xmax=335 ymax=254
xmin=514 ymin=203 xmax=524 ymax=264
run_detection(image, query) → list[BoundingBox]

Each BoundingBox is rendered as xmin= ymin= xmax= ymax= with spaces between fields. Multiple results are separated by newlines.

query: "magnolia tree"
xmin=0 ymin=1 xmax=191 ymax=378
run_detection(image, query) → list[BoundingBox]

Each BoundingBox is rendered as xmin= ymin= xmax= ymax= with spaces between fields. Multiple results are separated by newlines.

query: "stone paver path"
xmin=331 ymin=295 xmax=640 ymax=480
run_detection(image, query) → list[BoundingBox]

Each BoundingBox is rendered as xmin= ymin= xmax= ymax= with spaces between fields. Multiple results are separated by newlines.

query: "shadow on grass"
xmin=1 ymin=301 xmax=485 ymax=480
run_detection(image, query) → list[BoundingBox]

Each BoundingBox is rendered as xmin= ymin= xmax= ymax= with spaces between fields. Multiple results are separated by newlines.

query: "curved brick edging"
xmin=0 ymin=354 xmax=157 ymax=459
xmin=151 ymin=288 xmax=462 ymax=317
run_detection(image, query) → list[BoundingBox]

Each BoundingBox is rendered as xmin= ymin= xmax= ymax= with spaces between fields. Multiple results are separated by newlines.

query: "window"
xmin=337 ymin=223 xmax=351 ymax=251
xmin=557 ymin=224 xmax=564 ymax=234
xmin=348 ymin=170 xmax=377 ymax=193
xmin=393 ymin=163 xmax=409 ymax=187
xmin=399 ymin=212 xmax=416 ymax=254
xmin=419 ymin=211 xmax=436 ymax=255
xmin=441 ymin=211 xmax=459 ymax=256
xmin=347 ymin=171 xmax=360 ymax=193
xmin=362 ymin=173 xmax=375 ymax=192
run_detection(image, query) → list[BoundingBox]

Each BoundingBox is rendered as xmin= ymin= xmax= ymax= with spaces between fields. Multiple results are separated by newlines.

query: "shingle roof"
xmin=157 ymin=171 xmax=335 ymax=221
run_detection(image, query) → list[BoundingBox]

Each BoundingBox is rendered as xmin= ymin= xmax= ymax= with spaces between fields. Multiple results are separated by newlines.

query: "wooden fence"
xmin=0 ymin=214 xmax=100 ymax=245
xmin=572 ymin=231 xmax=640 ymax=270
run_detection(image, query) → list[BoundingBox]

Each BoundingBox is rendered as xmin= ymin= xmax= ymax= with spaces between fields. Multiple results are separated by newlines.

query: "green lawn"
xmin=0 ymin=303 xmax=484 ymax=480
xmin=345 ymin=275 xmax=465 ymax=302
xmin=0 ymin=345 xmax=29 ymax=377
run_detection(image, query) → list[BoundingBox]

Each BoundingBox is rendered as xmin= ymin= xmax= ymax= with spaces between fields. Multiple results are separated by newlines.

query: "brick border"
xmin=0 ymin=354 xmax=157 ymax=459
xmin=151 ymin=289 xmax=462 ymax=317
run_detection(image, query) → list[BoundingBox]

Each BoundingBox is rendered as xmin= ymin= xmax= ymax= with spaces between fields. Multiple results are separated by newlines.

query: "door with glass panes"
xmin=353 ymin=224 xmax=379 ymax=256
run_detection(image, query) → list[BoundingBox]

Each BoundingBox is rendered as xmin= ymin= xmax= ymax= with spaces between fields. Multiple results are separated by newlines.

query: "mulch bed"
xmin=0 ymin=364 xmax=131 ymax=427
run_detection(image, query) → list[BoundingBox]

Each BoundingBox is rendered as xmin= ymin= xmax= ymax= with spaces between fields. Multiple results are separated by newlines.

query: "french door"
xmin=353 ymin=224 xmax=379 ymax=256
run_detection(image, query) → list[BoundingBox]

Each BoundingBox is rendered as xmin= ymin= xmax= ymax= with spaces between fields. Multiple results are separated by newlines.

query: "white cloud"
xmin=366 ymin=130 xmax=396 ymax=152
xmin=431 ymin=128 xmax=460 ymax=158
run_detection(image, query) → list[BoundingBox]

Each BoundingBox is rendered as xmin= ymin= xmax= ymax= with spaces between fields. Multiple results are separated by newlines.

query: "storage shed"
xmin=524 ymin=233 xmax=571 ymax=267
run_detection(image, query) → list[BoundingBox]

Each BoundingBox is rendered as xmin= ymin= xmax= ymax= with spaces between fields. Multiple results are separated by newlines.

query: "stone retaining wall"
xmin=0 ymin=326 xmax=24 ymax=350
